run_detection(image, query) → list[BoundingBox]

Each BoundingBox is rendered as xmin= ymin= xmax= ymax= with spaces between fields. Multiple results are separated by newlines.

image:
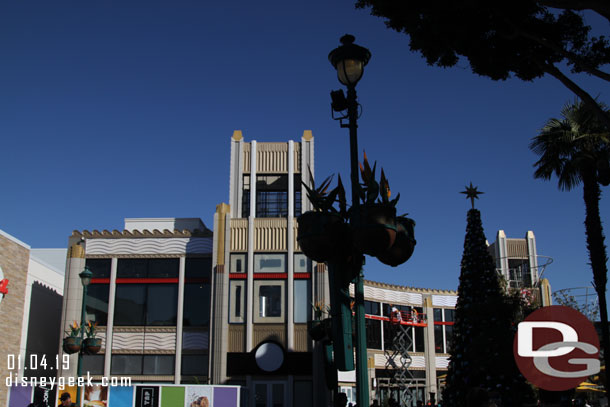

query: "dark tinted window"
xmin=143 ymin=355 xmax=174 ymax=375
xmin=433 ymin=308 xmax=442 ymax=322
xmin=445 ymin=325 xmax=453 ymax=353
xmin=434 ymin=325 xmax=444 ymax=353
xmin=183 ymin=284 xmax=210 ymax=326
xmin=86 ymin=284 xmax=109 ymax=325
xmin=366 ymin=318 xmax=382 ymax=349
xmin=185 ymin=258 xmax=212 ymax=278
xmin=82 ymin=354 xmax=104 ymax=375
xmin=111 ymin=355 xmax=143 ymax=375
xmin=85 ymin=259 xmax=111 ymax=278
xmin=117 ymin=259 xmax=148 ymax=278
xmin=415 ymin=327 xmax=425 ymax=353
xmin=147 ymin=284 xmax=178 ymax=325
xmin=117 ymin=258 xmax=179 ymax=278
xmin=114 ymin=285 xmax=146 ymax=325
xmin=147 ymin=259 xmax=179 ymax=278
xmin=365 ymin=301 xmax=380 ymax=316
xmin=181 ymin=354 xmax=208 ymax=376
xmin=445 ymin=309 xmax=455 ymax=323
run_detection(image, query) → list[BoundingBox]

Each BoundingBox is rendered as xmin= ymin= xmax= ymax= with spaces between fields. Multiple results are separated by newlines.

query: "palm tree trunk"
xmin=582 ymin=172 xmax=610 ymax=392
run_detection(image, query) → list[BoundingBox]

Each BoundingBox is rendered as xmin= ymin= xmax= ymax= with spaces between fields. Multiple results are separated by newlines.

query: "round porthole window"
xmin=254 ymin=342 xmax=284 ymax=372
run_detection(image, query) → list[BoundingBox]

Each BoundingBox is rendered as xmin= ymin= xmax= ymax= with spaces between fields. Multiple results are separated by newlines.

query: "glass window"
xmin=294 ymin=280 xmax=311 ymax=323
xmin=229 ymin=280 xmax=245 ymax=323
xmin=294 ymin=174 xmax=302 ymax=218
xmin=117 ymin=259 xmax=148 ymax=278
xmin=114 ymin=284 xmax=178 ymax=326
xmin=445 ymin=325 xmax=453 ymax=353
xmin=181 ymin=354 xmax=208 ymax=376
xmin=415 ymin=327 xmax=425 ymax=352
xmin=294 ymin=381 xmax=312 ymax=407
xmin=111 ymin=355 xmax=143 ymax=375
xmin=365 ymin=300 xmax=380 ymax=316
xmin=117 ymin=258 xmax=179 ymax=278
xmin=294 ymin=254 xmax=310 ymax=274
xmin=147 ymin=258 xmax=179 ymax=278
xmin=444 ymin=309 xmax=455 ymax=323
xmin=433 ymin=308 xmax=442 ymax=323
xmin=146 ymin=284 xmax=178 ymax=325
xmin=254 ymin=254 xmax=286 ymax=273
xmin=85 ymin=284 xmax=109 ymax=325
xmin=114 ymin=285 xmax=146 ymax=325
xmin=85 ymin=259 xmax=111 ymax=278
xmin=242 ymin=175 xmax=251 ymax=218
xmin=434 ymin=325 xmax=444 ymax=353
xmin=185 ymin=258 xmax=211 ymax=278
xmin=82 ymin=354 xmax=104 ymax=375
xmin=143 ymin=355 xmax=174 ymax=375
xmin=253 ymin=281 xmax=284 ymax=323
xmin=230 ymin=254 xmax=247 ymax=273
xmin=259 ymin=286 xmax=281 ymax=317
xmin=255 ymin=175 xmax=289 ymax=218
xmin=183 ymin=283 xmax=210 ymax=326
xmin=365 ymin=318 xmax=382 ymax=349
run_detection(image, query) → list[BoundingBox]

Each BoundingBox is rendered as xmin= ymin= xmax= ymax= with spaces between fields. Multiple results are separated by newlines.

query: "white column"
xmin=175 ymin=256 xmax=186 ymax=383
xmin=423 ymin=296 xmax=437 ymax=402
xmin=496 ymin=230 xmax=509 ymax=282
xmin=247 ymin=140 xmax=257 ymax=351
xmin=104 ymin=258 xmax=118 ymax=377
xmin=287 ymin=140 xmax=295 ymax=350
xmin=526 ymin=231 xmax=539 ymax=285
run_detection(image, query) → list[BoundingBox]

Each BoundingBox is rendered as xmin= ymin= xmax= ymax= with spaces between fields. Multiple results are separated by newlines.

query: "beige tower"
xmin=210 ymin=131 xmax=329 ymax=407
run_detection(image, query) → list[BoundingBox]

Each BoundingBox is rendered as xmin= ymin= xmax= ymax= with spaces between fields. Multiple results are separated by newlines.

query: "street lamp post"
xmin=328 ymin=34 xmax=372 ymax=407
xmin=75 ymin=266 xmax=92 ymax=407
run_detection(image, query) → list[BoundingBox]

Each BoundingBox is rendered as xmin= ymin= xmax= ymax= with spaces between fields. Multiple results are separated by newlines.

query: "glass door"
xmin=253 ymin=381 xmax=286 ymax=407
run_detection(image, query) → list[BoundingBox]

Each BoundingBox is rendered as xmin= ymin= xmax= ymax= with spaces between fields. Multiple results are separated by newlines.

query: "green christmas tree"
xmin=442 ymin=184 xmax=534 ymax=406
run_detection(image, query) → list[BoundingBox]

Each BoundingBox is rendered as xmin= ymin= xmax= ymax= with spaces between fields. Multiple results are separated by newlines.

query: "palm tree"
xmin=530 ymin=98 xmax=610 ymax=389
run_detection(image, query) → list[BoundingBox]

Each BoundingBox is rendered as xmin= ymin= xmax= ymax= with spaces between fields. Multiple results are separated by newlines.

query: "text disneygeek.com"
xmin=5 ymin=372 xmax=132 ymax=388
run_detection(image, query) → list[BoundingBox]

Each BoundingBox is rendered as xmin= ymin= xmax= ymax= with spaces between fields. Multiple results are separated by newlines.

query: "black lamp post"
xmin=76 ymin=266 xmax=92 ymax=406
xmin=328 ymin=34 xmax=372 ymax=407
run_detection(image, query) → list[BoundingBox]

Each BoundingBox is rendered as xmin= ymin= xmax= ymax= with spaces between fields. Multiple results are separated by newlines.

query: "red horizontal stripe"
xmin=434 ymin=321 xmax=454 ymax=326
xmin=294 ymin=273 xmax=311 ymax=279
xmin=229 ymin=273 xmax=247 ymax=279
xmin=364 ymin=314 xmax=428 ymax=327
xmin=116 ymin=278 xmax=179 ymax=284
xmin=255 ymin=273 xmax=287 ymax=279
xmin=92 ymin=278 xmax=209 ymax=284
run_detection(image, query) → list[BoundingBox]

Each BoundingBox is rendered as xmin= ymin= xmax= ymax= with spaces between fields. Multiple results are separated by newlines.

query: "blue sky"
xmin=1 ymin=1 xmax=608 ymax=294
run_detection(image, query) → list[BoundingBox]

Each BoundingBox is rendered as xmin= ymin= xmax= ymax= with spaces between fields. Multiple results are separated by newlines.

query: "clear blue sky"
xmin=1 ymin=1 xmax=608 ymax=294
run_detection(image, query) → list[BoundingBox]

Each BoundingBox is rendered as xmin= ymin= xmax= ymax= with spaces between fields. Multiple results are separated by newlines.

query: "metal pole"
xmin=76 ymin=284 xmax=87 ymax=407
xmin=346 ymin=84 xmax=369 ymax=407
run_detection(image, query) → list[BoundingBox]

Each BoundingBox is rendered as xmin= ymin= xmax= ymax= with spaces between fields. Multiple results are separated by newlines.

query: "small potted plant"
xmin=63 ymin=321 xmax=82 ymax=354
xmin=83 ymin=321 xmax=102 ymax=354
xmin=297 ymin=169 xmax=348 ymax=262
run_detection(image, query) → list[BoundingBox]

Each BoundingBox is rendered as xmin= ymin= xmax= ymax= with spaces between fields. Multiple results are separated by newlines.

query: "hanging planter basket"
xmin=297 ymin=211 xmax=346 ymax=262
xmin=62 ymin=337 xmax=82 ymax=354
xmin=353 ymin=204 xmax=397 ymax=256
xmin=83 ymin=338 xmax=102 ymax=354
xmin=377 ymin=217 xmax=416 ymax=267
xmin=308 ymin=318 xmax=331 ymax=341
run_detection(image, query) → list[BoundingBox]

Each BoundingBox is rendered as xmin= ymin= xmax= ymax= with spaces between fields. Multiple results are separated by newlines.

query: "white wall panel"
xmin=85 ymin=238 xmax=212 ymax=255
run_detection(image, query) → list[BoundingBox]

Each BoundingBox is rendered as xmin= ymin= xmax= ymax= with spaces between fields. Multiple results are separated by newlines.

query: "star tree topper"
xmin=460 ymin=182 xmax=484 ymax=209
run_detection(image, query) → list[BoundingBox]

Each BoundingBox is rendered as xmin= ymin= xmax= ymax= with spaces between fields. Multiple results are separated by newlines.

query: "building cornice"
xmin=72 ymin=228 xmax=213 ymax=239
xmin=363 ymin=279 xmax=457 ymax=295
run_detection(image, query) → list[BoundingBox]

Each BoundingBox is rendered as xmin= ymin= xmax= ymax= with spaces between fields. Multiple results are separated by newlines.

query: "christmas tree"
xmin=442 ymin=184 xmax=534 ymax=406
